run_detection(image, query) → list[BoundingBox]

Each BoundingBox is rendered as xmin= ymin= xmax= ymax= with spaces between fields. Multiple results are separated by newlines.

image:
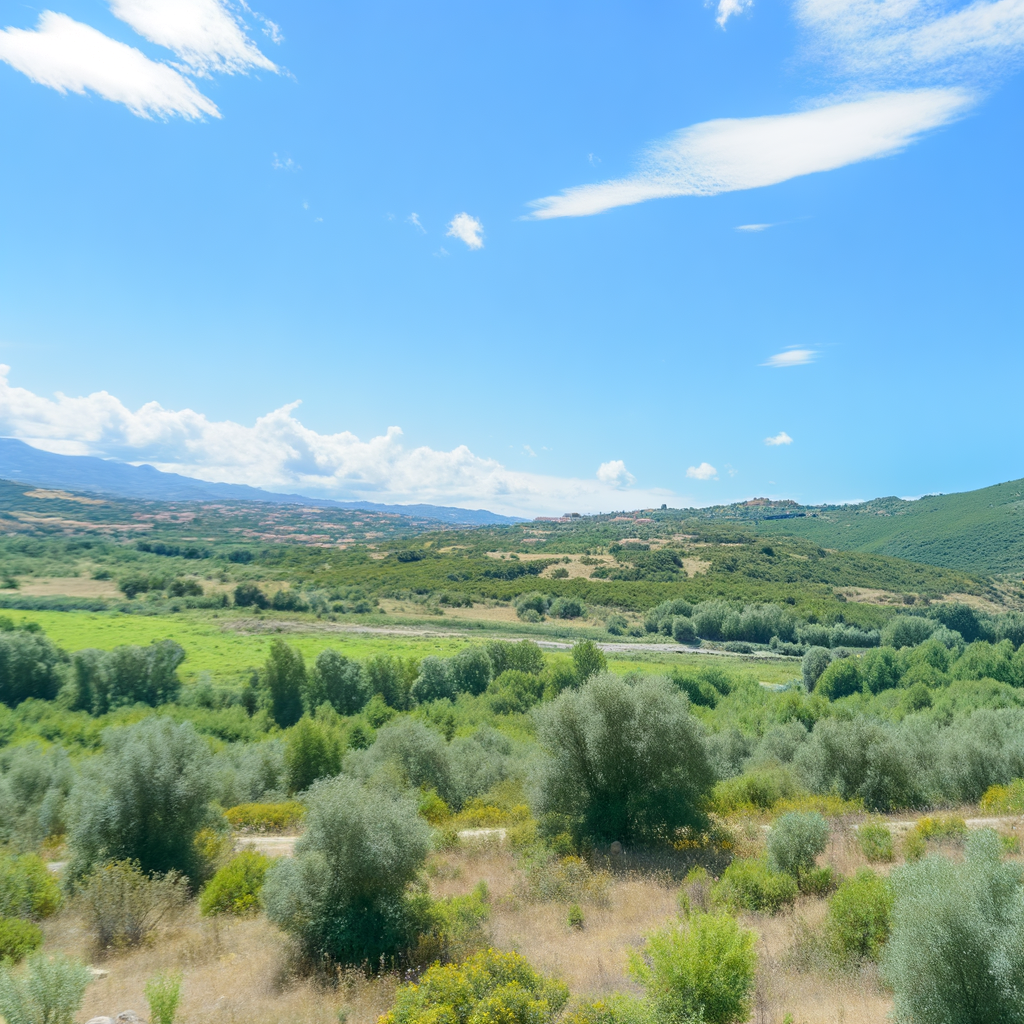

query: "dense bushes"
xmin=0 ymin=952 xmax=91 ymax=1024
xmin=535 ymin=674 xmax=715 ymax=846
xmin=0 ymin=632 xmax=63 ymax=707
xmin=223 ymin=801 xmax=305 ymax=832
xmin=263 ymin=776 xmax=430 ymax=966
xmin=380 ymin=948 xmax=569 ymax=1024
xmin=711 ymin=859 xmax=797 ymax=914
xmin=68 ymin=718 xmax=221 ymax=884
xmin=68 ymin=640 xmax=185 ymax=713
xmin=199 ymin=851 xmax=270 ymax=916
xmin=826 ymin=869 xmax=893 ymax=962
xmin=767 ymin=812 xmax=828 ymax=882
xmin=882 ymin=830 xmax=1024 ymax=1023
xmin=0 ymin=918 xmax=42 ymax=963
xmin=628 ymin=913 xmax=757 ymax=1024
xmin=0 ymin=852 xmax=61 ymax=920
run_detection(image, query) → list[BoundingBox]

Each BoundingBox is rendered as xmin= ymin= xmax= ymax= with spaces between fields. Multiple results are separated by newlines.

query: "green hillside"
xmin=755 ymin=478 xmax=1024 ymax=577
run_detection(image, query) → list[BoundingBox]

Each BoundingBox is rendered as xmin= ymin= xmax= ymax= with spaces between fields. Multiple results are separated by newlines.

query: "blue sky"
xmin=0 ymin=0 xmax=1020 ymax=516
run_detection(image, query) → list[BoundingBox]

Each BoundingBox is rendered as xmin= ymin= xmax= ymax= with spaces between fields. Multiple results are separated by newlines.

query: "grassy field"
xmin=4 ymin=607 xmax=801 ymax=687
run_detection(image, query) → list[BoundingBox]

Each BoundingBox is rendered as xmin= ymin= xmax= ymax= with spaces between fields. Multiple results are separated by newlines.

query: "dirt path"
xmin=220 ymin=618 xmax=798 ymax=661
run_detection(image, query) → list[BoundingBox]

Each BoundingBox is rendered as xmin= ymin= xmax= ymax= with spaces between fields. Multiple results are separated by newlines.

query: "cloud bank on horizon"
xmin=529 ymin=0 xmax=1024 ymax=218
xmin=0 ymin=367 xmax=682 ymax=517
xmin=0 ymin=0 xmax=278 ymax=119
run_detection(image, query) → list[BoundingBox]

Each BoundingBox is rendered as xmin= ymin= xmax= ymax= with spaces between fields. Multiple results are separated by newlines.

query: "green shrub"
xmin=980 ymin=778 xmax=1024 ymax=814
xmin=826 ymin=869 xmax=893 ymax=962
xmin=628 ymin=912 xmax=757 ymax=1024
xmin=882 ymin=830 xmax=1024 ymax=1023
xmin=711 ymin=766 xmax=800 ymax=814
xmin=816 ymin=658 xmax=862 ymax=700
xmin=145 ymin=971 xmax=182 ymax=1024
xmin=263 ymin=639 xmax=306 ymax=728
xmin=799 ymin=866 xmax=836 ymax=897
xmin=0 ymin=952 xmax=91 ymax=1024
xmin=571 ymin=641 xmax=606 ymax=683
xmin=711 ymin=859 xmax=797 ymax=915
xmin=0 ymin=918 xmax=42 ymax=963
xmin=767 ymin=812 xmax=829 ymax=881
xmin=410 ymin=882 xmax=490 ymax=964
xmin=561 ymin=994 xmax=653 ymax=1024
xmin=379 ymin=948 xmax=569 ymax=1024
xmin=904 ymin=814 xmax=968 ymax=860
xmin=199 ymin=851 xmax=270 ymax=916
xmin=262 ymin=776 xmax=430 ymax=967
xmin=606 ymin=615 xmax=628 ymax=636
xmin=487 ymin=670 xmax=545 ymax=714
xmin=672 ymin=617 xmax=697 ymax=644
xmin=535 ymin=674 xmax=715 ymax=847
xmin=0 ymin=853 xmax=61 ymax=920
xmin=0 ymin=632 xmax=63 ymax=708
xmin=80 ymin=859 xmax=189 ymax=950
xmin=857 ymin=821 xmax=894 ymax=862
xmin=567 ymin=903 xmax=584 ymax=930
xmin=223 ymin=801 xmax=306 ymax=832
xmin=68 ymin=717 xmax=221 ymax=885
xmin=802 ymin=647 xmax=832 ymax=690
xmin=284 ymin=716 xmax=343 ymax=794
xmin=551 ymin=597 xmax=585 ymax=619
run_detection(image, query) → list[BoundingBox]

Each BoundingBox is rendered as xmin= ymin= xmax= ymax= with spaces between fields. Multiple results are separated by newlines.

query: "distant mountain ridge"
xmin=0 ymin=437 xmax=524 ymax=526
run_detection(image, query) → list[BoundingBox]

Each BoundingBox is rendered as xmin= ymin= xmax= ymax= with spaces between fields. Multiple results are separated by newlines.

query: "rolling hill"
xmin=753 ymin=478 xmax=1024 ymax=577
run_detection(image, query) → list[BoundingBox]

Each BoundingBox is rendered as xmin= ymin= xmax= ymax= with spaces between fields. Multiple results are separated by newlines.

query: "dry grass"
xmin=43 ymin=911 xmax=397 ymax=1024
xmin=34 ymin=826 xmax=920 ymax=1024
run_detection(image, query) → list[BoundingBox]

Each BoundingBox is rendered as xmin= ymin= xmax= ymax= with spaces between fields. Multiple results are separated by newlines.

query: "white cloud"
xmin=527 ymin=89 xmax=971 ymax=218
xmin=717 ymin=0 xmax=753 ymax=27
xmin=762 ymin=348 xmax=817 ymax=367
xmin=736 ymin=223 xmax=774 ymax=231
xmin=686 ymin=462 xmax=718 ymax=480
xmin=446 ymin=213 xmax=485 ymax=250
xmin=272 ymin=153 xmax=298 ymax=170
xmin=596 ymin=460 xmax=636 ymax=486
xmin=0 ymin=366 xmax=683 ymax=517
xmin=0 ymin=11 xmax=220 ymax=119
xmin=765 ymin=431 xmax=794 ymax=445
xmin=407 ymin=213 xmax=426 ymax=233
xmin=796 ymin=0 xmax=1024 ymax=81
xmin=108 ymin=0 xmax=276 ymax=76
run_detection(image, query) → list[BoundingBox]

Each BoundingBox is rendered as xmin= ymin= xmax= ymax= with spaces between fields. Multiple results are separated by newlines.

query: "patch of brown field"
xmin=539 ymin=557 xmax=613 ymax=581
xmin=24 ymin=488 xmax=107 ymax=505
xmin=680 ymin=558 xmax=710 ymax=576
xmin=6 ymin=577 xmax=122 ymax=598
xmin=423 ymin=604 xmax=524 ymax=624
xmin=935 ymin=592 xmax=1007 ymax=614
xmin=483 ymin=551 xmax=561 ymax=562
xmin=43 ymin=911 xmax=395 ymax=1024
xmin=837 ymin=587 xmax=909 ymax=605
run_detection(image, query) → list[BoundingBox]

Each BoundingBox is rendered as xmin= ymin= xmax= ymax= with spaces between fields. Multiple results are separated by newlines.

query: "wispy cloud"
xmin=528 ymin=89 xmax=970 ymax=218
xmin=407 ymin=213 xmax=426 ymax=233
xmin=596 ymin=460 xmax=636 ymax=486
xmin=272 ymin=153 xmax=298 ymax=170
xmin=686 ymin=462 xmax=718 ymax=480
xmin=0 ymin=12 xmax=220 ymax=119
xmin=762 ymin=348 xmax=817 ymax=367
xmin=765 ymin=431 xmax=794 ymax=445
xmin=108 ymin=0 xmax=276 ymax=76
xmin=446 ymin=213 xmax=484 ymax=250
xmin=717 ymin=0 xmax=753 ymax=28
xmin=796 ymin=0 xmax=1024 ymax=82
xmin=736 ymin=223 xmax=775 ymax=231
xmin=0 ymin=366 xmax=680 ymax=517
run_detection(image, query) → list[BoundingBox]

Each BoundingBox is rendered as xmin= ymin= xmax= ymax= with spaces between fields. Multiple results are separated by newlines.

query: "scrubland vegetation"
xmin=0 ymin=479 xmax=1023 ymax=1021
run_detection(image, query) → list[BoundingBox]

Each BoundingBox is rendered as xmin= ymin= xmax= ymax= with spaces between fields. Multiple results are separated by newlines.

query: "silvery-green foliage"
xmin=0 ymin=953 xmax=91 ymax=1024
xmin=882 ymin=830 xmax=1024 ymax=1024
xmin=262 ymin=776 xmax=430 ymax=966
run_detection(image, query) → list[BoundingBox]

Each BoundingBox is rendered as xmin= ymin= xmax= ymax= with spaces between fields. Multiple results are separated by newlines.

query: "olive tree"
xmin=881 ymin=830 xmax=1024 ymax=1024
xmin=263 ymin=639 xmax=306 ymax=728
xmin=262 ymin=776 xmax=430 ymax=967
xmin=534 ymin=673 xmax=716 ymax=846
xmin=68 ymin=718 xmax=219 ymax=885
xmin=305 ymin=649 xmax=367 ymax=715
